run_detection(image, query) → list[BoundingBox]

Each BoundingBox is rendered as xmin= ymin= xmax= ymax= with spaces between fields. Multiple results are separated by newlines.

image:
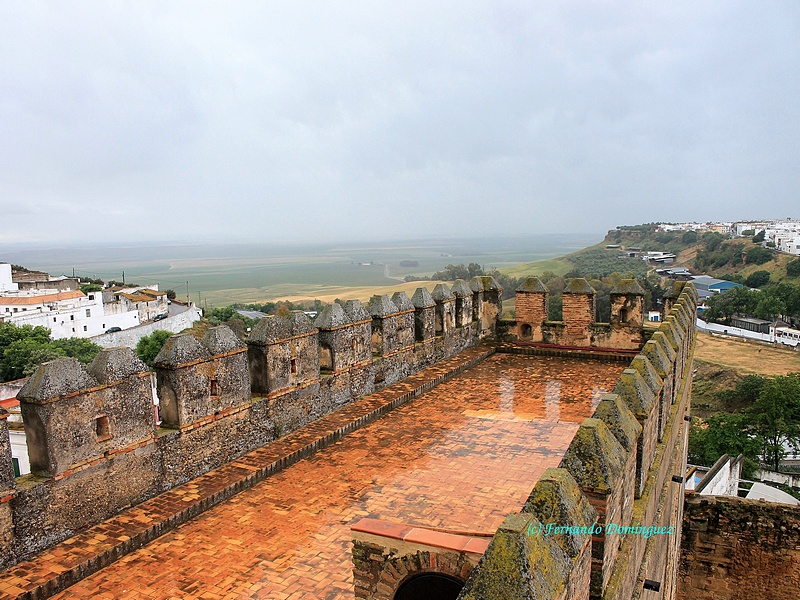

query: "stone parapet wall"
xmin=457 ymin=283 xmax=697 ymax=600
xmin=515 ymin=277 xmax=648 ymax=350
xmin=679 ymin=495 xmax=800 ymax=599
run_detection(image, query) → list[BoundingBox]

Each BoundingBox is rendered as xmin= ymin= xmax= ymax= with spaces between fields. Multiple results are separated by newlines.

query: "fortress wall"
xmin=0 ymin=279 xmax=502 ymax=569
xmin=458 ymin=284 xmax=696 ymax=600
xmin=516 ymin=277 xmax=647 ymax=350
xmin=679 ymin=495 xmax=800 ymax=599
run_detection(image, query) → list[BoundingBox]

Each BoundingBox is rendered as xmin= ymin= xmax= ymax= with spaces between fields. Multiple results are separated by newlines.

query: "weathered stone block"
xmin=20 ymin=350 xmax=153 ymax=478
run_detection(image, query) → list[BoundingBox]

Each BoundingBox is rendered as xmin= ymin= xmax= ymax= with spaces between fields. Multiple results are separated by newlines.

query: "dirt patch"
xmin=694 ymin=331 xmax=800 ymax=376
xmin=691 ymin=360 xmax=743 ymax=417
xmin=691 ymin=331 xmax=800 ymax=417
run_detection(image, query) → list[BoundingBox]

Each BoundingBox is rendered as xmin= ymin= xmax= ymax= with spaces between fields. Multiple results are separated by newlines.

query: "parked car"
xmin=105 ymin=326 xmax=122 ymax=333
xmin=153 ymin=314 xmax=168 ymax=322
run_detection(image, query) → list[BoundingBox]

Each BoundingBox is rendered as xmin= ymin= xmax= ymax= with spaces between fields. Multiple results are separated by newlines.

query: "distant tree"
xmin=749 ymin=375 xmax=800 ymax=471
xmin=165 ymin=289 xmax=177 ymax=300
xmin=702 ymin=231 xmax=725 ymax=252
xmin=787 ymin=259 xmax=800 ymax=277
xmin=745 ymin=270 xmax=770 ymax=288
xmin=688 ymin=413 xmax=760 ymax=476
xmin=741 ymin=229 xmax=755 ymax=237
xmin=399 ymin=260 xmax=419 ymax=268
xmin=681 ymin=230 xmax=698 ymax=245
xmin=746 ymin=246 xmax=772 ymax=265
xmin=80 ymin=283 xmax=103 ymax=294
xmin=51 ymin=338 xmax=102 ymax=364
xmin=754 ymin=295 xmax=785 ymax=321
xmin=752 ymin=230 xmax=766 ymax=243
xmin=135 ymin=330 xmax=172 ymax=368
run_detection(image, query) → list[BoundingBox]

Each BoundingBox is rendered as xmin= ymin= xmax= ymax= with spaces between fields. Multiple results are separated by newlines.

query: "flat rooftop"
xmin=45 ymin=352 xmax=625 ymax=599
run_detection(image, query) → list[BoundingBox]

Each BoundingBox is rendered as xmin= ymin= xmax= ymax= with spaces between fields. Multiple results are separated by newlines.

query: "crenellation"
xmin=247 ymin=312 xmax=319 ymax=396
xmin=450 ymin=279 xmax=473 ymax=329
xmin=431 ymin=283 xmax=456 ymax=338
xmin=19 ymin=355 xmax=156 ymax=478
xmin=315 ymin=303 xmax=357 ymax=372
xmin=368 ymin=295 xmax=400 ymax=356
xmin=515 ymin=277 xmax=548 ymax=342
xmin=470 ymin=276 xmax=503 ymax=337
xmin=154 ymin=330 xmax=249 ymax=428
xmin=411 ymin=287 xmax=436 ymax=343
xmin=613 ymin=369 xmax=658 ymax=498
xmin=559 ymin=417 xmax=629 ymax=597
xmin=391 ymin=292 xmax=416 ymax=350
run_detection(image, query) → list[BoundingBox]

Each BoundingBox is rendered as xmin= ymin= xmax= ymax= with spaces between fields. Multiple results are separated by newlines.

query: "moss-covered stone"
xmin=88 ymin=347 xmax=148 ymax=384
xmin=458 ymin=513 xmax=569 ymax=600
xmin=560 ymin=418 xmax=626 ymax=493
xmin=18 ymin=358 xmax=99 ymax=404
xmin=613 ymin=369 xmax=655 ymax=420
xmin=629 ymin=355 xmax=663 ymax=397
xmin=641 ymin=339 xmax=671 ymax=378
xmin=564 ymin=278 xmax=595 ymax=295
xmin=314 ymin=303 xmax=352 ymax=329
xmin=658 ymin=320 xmax=682 ymax=352
xmin=431 ymin=283 xmax=456 ymax=302
xmin=516 ymin=277 xmax=548 ymax=293
xmin=609 ymin=279 xmax=645 ymax=296
xmin=651 ymin=331 xmax=677 ymax=363
xmin=522 ymin=468 xmax=597 ymax=559
xmin=411 ymin=287 xmax=436 ymax=309
xmin=592 ymin=393 xmax=641 ymax=453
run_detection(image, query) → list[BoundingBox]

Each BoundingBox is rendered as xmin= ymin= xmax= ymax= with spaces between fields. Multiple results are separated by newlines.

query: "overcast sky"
xmin=1 ymin=1 xmax=798 ymax=245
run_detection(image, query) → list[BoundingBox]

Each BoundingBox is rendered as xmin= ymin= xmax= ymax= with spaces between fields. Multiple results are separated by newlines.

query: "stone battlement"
xmin=0 ymin=279 xmax=503 ymax=570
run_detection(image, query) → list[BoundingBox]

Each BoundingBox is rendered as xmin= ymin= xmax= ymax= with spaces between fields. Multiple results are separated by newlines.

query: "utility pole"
xmin=122 ymin=271 xmax=125 ymax=285
xmin=186 ymin=281 xmax=189 ymax=302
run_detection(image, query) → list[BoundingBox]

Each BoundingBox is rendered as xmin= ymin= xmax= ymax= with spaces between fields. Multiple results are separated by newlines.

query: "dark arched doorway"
xmin=394 ymin=573 xmax=463 ymax=600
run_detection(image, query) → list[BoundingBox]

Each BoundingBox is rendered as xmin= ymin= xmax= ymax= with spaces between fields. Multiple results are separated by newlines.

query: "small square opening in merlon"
xmin=95 ymin=415 xmax=111 ymax=442
xmin=290 ymin=357 xmax=298 ymax=375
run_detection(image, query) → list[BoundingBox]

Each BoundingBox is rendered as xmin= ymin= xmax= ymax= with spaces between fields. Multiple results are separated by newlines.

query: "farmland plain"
xmin=0 ymin=233 xmax=600 ymax=307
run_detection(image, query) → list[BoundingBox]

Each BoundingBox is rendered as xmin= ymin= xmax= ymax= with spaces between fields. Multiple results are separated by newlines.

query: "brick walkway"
xmin=1 ymin=349 xmax=625 ymax=599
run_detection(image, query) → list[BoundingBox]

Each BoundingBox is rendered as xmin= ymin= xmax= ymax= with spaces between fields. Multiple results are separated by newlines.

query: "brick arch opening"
xmin=520 ymin=323 xmax=533 ymax=339
xmin=394 ymin=572 xmax=464 ymax=600
xmin=619 ymin=307 xmax=629 ymax=323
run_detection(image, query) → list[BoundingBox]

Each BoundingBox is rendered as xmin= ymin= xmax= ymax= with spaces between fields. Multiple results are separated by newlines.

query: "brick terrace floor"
xmin=7 ymin=351 xmax=626 ymax=599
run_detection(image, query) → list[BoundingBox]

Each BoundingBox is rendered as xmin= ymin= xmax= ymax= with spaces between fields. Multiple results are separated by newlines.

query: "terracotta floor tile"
xmin=0 ymin=349 xmax=625 ymax=599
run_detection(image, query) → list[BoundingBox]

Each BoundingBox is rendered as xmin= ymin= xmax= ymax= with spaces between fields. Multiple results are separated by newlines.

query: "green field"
xmin=1 ymin=234 xmax=600 ymax=307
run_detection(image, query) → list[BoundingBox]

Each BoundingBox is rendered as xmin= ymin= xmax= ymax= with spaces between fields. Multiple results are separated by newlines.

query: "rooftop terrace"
xmin=36 ymin=351 xmax=625 ymax=599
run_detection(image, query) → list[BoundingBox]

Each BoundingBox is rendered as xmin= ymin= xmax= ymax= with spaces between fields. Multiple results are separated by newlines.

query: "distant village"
xmin=0 ymin=263 xmax=200 ymax=344
xmin=655 ymin=217 xmax=800 ymax=255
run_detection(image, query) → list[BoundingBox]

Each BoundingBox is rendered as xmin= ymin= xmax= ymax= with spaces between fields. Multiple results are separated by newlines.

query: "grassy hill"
xmin=502 ymin=227 xmax=800 ymax=287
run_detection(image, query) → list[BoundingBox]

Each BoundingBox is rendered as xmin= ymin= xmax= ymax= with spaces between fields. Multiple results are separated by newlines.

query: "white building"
xmin=0 ymin=263 xmax=19 ymax=292
xmin=0 ymin=289 xmax=139 ymax=338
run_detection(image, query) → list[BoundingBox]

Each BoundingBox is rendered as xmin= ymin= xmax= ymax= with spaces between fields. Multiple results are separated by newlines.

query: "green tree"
xmin=745 ymin=246 xmax=772 ymax=265
xmin=702 ymin=231 xmax=725 ymax=252
xmin=681 ymin=230 xmax=698 ymax=245
xmin=51 ymin=338 xmax=102 ymax=364
xmin=744 ymin=270 xmax=770 ymax=288
xmin=787 ymin=259 xmax=800 ymax=277
xmin=752 ymin=230 xmax=766 ymax=243
xmin=135 ymin=330 xmax=173 ymax=368
xmin=80 ymin=283 xmax=103 ymax=294
xmin=749 ymin=375 xmax=800 ymax=471
xmin=754 ymin=295 xmax=785 ymax=321
xmin=165 ymin=289 xmax=177 ymax=300
xmin=688 ymin=413 xmax=760 ymax=477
